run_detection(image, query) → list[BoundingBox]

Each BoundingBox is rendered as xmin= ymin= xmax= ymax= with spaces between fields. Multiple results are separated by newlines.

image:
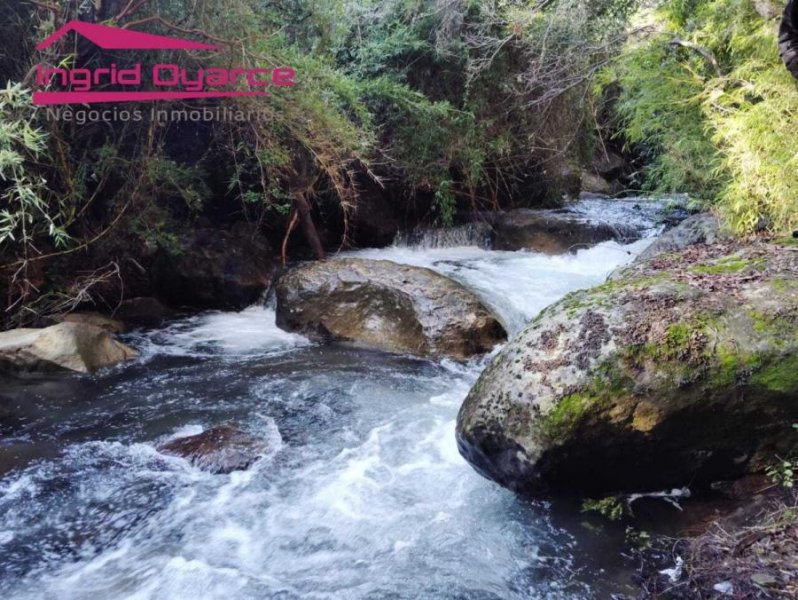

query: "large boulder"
xmin=456 ymin=238 xmax=798 ymax=495
xmin=275 ymin=258 xmax=507 ymax=359
xmin=0 ymin=322 xmax=138 ymax=374
xmin=158 ymin=425 xmax=268 ymax=474
xmin=152 ymin=226 xmax=274 ymax=310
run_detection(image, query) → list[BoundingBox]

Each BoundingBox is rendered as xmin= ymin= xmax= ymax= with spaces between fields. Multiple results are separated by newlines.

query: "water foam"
xmin=0 ymin=201 xmax=661 ymax=599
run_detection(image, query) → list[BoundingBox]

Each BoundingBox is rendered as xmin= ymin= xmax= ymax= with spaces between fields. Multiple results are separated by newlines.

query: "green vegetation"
xmin=1 ymin=0 xmax=796 ymax=325
xmin=0 ymin=84 xmax=68 ymax=252
xmin=750 ymin=355 xmax=798 ymax=393
xmin=690 ymin=255 xmax=766 ymax=275
xmin=604 ymin=0 xmax=798 ymax=233
xmin=0 ymin=0 xmax=637 ymax=324
xmin=540 ymin=361 xmax=633 ymax=441
xmin=765 ymin=425 xmax=798 ymax=488
xmin=582 ymin=496 xmax=627 ymax=520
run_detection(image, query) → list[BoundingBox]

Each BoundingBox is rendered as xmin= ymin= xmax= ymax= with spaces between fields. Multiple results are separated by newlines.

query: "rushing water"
xmin=0 ymin=202 xmax=665 ymax=599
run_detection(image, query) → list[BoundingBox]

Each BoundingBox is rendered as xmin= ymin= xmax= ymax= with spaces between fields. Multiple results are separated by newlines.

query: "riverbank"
xmin=635 ymin=485 xmax=798 ymax=598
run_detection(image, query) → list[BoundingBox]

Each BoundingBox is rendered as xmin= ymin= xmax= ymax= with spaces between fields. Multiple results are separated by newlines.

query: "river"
xmin=0 ymin=201 xmax=666 ymax=599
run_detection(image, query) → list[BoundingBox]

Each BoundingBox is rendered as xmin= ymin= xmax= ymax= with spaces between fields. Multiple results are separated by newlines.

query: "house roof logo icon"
xmin=33 ymin=21 xmax=285 ymax=106
xmin=37 ymin=20 xmax=221 ymax=51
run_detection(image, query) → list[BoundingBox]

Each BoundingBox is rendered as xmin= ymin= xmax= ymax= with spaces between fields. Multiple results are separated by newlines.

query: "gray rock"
xmin=275 ymin=258 xmax=506 ymax=360
xmin=0 ymin=322 xmax=138 ymax=374
xmin=637 ymin=213 xmax=724 ymax=261
xmin=457 ymin=239 xmax=798 ymax=495
xmin=593 ymin=150 xmax=628 ymax=180
xmin=581 ymin=172 xmax=612 ymax=196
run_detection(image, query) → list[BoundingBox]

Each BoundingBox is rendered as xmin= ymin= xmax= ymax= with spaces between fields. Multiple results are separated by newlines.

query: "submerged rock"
xmin=158 ymin=426 xmax=268 ymax=474
xmin=0 ymin=322 xmax=138 ymax=374
xmin=275 ymin=258 xmax=507 ymax=359
xmin=457 ymin=238 xmax=798 ymax=495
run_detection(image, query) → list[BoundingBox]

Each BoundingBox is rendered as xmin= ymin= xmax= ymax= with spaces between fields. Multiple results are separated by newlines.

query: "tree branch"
xmin=669 ymin=38 xmax=723 ymax=77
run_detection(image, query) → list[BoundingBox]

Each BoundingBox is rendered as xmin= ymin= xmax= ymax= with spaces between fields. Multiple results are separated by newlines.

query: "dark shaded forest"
xmin=0 ymin=0 xmax=796 ymax=324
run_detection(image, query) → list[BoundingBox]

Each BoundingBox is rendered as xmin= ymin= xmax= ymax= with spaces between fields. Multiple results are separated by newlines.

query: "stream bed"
xmin=0 ymin=201 xmax=666 ymax=599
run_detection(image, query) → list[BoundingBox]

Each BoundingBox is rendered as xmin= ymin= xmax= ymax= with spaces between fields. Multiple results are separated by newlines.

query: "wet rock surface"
xmin=491 ymin=208 xmax=640 ymax=253
xmin=457 ymin=237 xmax=798 ymax=495
xmin=636 ymin=213 xmax=726 ymax=262
xmin=275 ymin=258 xmax=507 ymax=359
xmin=157 ymin=425 xmax=269 ymax=474
xmin=0 ymin=322 xmax=138 ymax=374
xmin=488 ymin=199 xmax=665 ymax=254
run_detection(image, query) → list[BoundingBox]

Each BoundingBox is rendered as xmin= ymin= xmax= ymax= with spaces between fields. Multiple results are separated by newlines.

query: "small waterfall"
xmin=393 ymin=221 xmax=494 ymax=249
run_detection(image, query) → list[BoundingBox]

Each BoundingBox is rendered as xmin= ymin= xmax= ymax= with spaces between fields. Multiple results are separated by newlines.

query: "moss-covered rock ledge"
xmin=456 ymin=237 xmax=798 ymax=495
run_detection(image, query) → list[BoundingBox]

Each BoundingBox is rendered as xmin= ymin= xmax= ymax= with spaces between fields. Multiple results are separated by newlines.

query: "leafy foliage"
xmin=582 ymin=496 xmax=628 ymax=520
xmin=606 ymin=0 xmax=798 ymax=233
xmin=0 ymin=83 xmax=69 ymax=252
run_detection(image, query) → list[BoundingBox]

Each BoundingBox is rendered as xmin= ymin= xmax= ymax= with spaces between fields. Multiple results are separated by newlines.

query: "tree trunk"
xmin=293 ymin=193 xmax=326 ymax=261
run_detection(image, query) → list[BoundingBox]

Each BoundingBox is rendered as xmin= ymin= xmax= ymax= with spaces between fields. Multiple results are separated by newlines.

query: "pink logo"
xmin=34 ymin=21 xmax=294 ymax=106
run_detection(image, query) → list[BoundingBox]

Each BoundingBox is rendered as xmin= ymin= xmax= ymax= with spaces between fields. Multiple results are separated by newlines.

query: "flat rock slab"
xmin=275 ymin=258 xmax=507 ymax=360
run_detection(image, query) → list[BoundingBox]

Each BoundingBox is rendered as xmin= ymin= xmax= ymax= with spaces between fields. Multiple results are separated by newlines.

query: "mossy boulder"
xmin=456 ymin=239 xmax=798 ymax=495
xmin=275 ymin=258 xmax=507 ymax=360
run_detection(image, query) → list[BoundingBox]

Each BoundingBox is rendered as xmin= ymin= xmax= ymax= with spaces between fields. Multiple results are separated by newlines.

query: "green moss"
xmin=710 ymin=343 xmax=748 ymax=388
xmin=745 ymin=307 xmax=798 ymax=349
xmin=690 ymin=255 xmax=765 ymax=275
xmin=664 ymin=323 xmax=691 ymax=352
xmin=542 ymin=392 xmax=591 ymax=440
xmin=774 ymin=236 xmax=798 ymax=248
xmin=539 ymin=362 xmax=632 ymax=442
xmin=771 ymin=277 xmax=798 ymax=296
xmin=631 ymin=317 xmax=708 ymax=369
xmin=750 ymin=356 xmax=798 ymax=394
xmin=558 ymin=290 xmax=592 ymax=319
